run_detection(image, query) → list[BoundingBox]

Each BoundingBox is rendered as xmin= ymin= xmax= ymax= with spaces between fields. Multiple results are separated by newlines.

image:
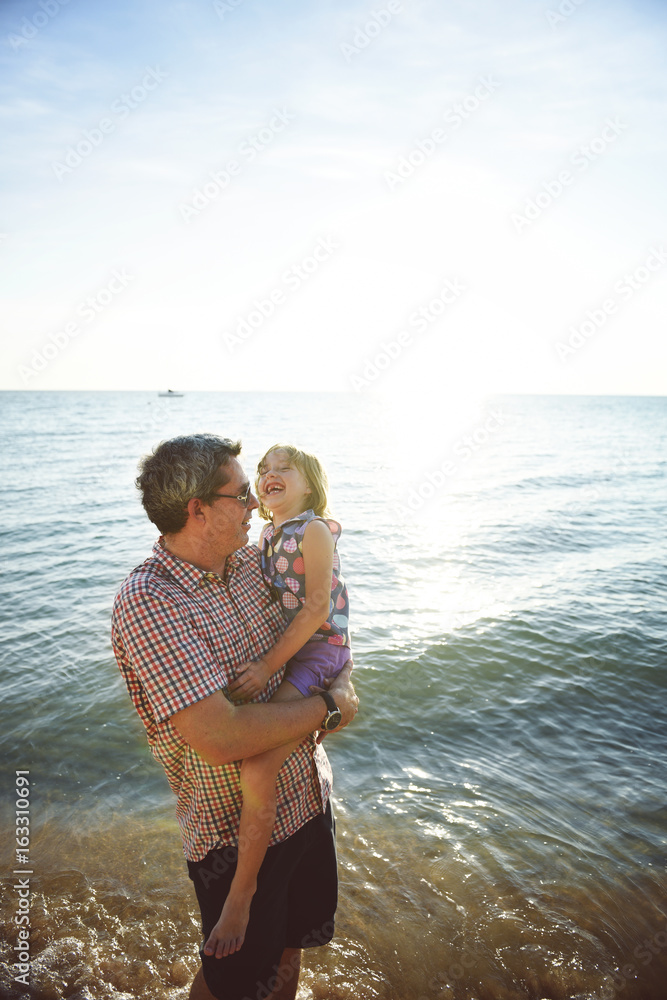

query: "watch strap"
xmin=319 ymin=690 xmax=338 ymax=713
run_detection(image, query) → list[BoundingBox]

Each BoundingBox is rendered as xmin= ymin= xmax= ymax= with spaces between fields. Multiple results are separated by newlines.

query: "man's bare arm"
xmin=171 ymin=661 xmax=358 ymax=765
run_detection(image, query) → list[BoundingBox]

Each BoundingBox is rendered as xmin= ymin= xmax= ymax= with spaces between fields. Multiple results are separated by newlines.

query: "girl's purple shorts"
xmin=283 ymin=642 xmax=351 ymax=696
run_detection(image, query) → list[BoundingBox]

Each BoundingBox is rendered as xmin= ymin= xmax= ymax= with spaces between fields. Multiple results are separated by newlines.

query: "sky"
xmin=1 ymin=0 xmax=667 ymax=398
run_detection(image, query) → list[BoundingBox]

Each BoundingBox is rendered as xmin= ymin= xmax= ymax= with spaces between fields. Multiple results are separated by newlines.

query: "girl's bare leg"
xmin=203 ymin=681 xmax=305 ymax=958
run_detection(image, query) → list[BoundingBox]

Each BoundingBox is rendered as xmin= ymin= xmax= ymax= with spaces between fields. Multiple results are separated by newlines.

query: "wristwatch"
xmin=319 ymin=691 xmax=342 ymax=732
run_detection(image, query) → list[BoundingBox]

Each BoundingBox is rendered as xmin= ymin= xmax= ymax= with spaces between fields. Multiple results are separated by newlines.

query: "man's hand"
xmin=227 ymin=659 xmax=273 ymax=701
xmin=310 ymin=659 xmax=358 ymax=741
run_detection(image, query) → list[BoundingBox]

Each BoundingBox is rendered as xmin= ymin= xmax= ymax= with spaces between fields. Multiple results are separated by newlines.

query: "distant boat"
xmin=158 ymin=389 xmax=184 ymax=397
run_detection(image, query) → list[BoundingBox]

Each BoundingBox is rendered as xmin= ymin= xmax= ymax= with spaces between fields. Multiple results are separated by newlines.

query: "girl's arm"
xmin=228 ymin=520 xmax=334 ymax=699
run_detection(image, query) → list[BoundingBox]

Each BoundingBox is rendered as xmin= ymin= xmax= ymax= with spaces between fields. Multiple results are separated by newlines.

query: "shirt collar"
xmin=271 ymin=508 xmax=315 ymax=533
xmin=151 ymin=537 xmax=242 ymax=591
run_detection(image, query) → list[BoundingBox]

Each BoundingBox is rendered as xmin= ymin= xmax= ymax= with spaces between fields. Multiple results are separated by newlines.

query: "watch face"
xmin=324 ymin=710 xmax=342 ymax=731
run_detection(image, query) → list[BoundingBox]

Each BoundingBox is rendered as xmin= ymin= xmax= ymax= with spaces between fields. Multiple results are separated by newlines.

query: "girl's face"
xmin=257 ymin=450 xmax=311 ymax=518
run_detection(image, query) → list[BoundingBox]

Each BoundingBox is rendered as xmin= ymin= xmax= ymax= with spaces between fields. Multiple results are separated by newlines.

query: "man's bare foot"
xmin=203 ymin=890 xmax=254 ymax=959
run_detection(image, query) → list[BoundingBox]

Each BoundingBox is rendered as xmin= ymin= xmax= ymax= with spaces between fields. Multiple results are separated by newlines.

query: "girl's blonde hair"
xmin=256 ymin=444 xmax=330 ymax=521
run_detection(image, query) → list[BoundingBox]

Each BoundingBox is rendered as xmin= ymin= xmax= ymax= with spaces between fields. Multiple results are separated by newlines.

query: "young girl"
xmin=203 ymin=444 xmax=351 ymax=959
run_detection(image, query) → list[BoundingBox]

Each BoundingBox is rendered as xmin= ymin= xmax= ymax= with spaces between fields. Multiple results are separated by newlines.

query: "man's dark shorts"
xmin=187 ymin=801 xmax=337 ymax=1000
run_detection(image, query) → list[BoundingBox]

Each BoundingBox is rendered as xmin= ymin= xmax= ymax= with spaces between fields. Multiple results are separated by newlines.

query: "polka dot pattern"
xmin=259 ymin=509 xmax=350 ymax=646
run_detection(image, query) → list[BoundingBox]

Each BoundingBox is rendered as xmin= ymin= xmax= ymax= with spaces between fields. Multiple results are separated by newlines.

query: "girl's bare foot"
xmin=203 ymin=889 xmax=254 ymax=959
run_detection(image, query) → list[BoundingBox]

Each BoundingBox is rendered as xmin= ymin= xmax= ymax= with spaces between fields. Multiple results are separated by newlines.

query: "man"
xmin=111 ymin=434 xmax=358 ymax=1000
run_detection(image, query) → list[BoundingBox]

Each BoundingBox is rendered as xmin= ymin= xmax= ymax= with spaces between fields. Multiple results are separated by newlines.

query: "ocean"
xmin=0 ymin=390 xmax=666 ymax=1000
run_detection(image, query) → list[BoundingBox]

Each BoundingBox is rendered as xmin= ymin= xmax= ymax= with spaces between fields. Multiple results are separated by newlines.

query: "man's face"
xmin=204 ymin=458 xmax=258 ymax=559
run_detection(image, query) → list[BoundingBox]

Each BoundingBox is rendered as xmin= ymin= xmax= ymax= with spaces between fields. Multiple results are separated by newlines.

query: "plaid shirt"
xmin=111 ymin=539 xmax=332 ymax=861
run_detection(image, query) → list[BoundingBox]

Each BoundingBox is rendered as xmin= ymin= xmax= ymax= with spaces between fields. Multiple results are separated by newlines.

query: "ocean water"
xmin=0 ymin=390 xmax=666 ymax=1000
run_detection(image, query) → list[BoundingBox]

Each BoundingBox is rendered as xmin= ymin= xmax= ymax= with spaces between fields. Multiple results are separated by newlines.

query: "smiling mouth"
xmin=264 ymin=484 xmax=284 ymax=496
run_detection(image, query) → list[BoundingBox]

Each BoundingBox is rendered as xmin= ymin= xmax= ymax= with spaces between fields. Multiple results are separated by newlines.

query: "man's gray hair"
xmin=136 ymin=434 xmax=242 ymax=534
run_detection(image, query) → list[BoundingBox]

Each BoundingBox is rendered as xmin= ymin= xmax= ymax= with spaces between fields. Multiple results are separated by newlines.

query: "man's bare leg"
xmin=269 ymin=948 xmax=301 ymax=1000
xmin=189 ymin=967 xmax=217 ymax=1000
xmin=188 ymin=949 xmax=301 ymax=1000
